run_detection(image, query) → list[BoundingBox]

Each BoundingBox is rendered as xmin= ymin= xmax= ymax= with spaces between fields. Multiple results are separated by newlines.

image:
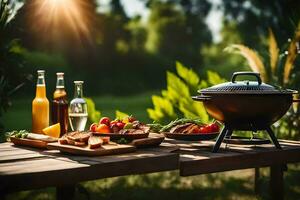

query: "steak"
xmin=169 ymin=123 xmax=193 ymax=133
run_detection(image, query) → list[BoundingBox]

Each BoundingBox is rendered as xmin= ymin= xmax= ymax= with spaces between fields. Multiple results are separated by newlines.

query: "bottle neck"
xmin=37 ymin=74 xmax=45 ymax=85
xmin=36 ymin=73 xmax=46 ymax=98
xmin=56 ymin=76 xmax=65 ymax=89
xmin=74 ymin=84 xmax=83 ymax=98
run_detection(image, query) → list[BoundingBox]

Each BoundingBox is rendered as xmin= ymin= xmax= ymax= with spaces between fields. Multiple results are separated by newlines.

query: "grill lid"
xmin=199 ymin=72 xmax=296 ymax=94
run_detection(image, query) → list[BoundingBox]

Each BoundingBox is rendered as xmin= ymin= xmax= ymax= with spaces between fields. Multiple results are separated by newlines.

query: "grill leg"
xmin=225 ymin=128 xmax=234 ymax=138
xmin=212 ymin=126 xmax=230 ymax=153
xmin=265 ymin=126 xmax=281 ymax=149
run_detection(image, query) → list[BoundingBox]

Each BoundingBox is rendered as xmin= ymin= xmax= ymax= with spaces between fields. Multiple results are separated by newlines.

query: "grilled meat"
xmin=88 ymin=136 xmax=103 ymax=149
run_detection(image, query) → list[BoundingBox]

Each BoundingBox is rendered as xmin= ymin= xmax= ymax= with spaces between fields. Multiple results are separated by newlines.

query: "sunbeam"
xmin=27 ymin=0 xmax=94 ymax=44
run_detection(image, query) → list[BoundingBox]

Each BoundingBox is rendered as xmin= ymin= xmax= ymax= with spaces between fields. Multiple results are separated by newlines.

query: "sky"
xmin=97 ymin=0 xmax=223 ymax=42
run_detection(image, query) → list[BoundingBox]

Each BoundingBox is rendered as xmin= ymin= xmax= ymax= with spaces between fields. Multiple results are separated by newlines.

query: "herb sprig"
xmin=6 ymin=130 xmax=29 ymax=141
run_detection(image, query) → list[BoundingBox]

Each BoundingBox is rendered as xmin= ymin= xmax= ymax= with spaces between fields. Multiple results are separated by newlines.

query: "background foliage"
xmin=0 ymin=0 xmax=31 ymax=132
xmin=1 ymin=1 xmax=300 ymax=200
xmin=1 ymin=0 xmax=300 ymax=136
xmin=147 ymin=61 xmax=225 ymax=123
xmin=3 ymin=0 xmax=299 ymax=94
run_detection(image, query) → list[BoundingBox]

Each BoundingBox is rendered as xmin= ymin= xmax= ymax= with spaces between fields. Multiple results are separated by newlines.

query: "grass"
xmin=2 ymin=93 xmax=300 ymax=200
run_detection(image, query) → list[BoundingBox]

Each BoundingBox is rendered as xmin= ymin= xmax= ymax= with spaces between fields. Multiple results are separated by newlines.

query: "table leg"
xmin=270 ymin=165 xmax=284 ymax=200
xmin=56 ymin=184 xmax=75 ymax=200
xmin=254 ymin=167 xmax=260 ymax=195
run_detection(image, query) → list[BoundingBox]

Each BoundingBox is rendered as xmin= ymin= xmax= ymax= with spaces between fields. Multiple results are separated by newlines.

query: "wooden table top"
xmin=165 ymin=139 xmax=300 ymax=176
xmin=0 ymin=142 xmax=178 ymax=193
xmin=1 ymin=138 xmax=300 ymax=193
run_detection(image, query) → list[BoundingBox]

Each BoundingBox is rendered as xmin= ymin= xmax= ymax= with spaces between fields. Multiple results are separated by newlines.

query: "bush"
xmin=147 ymin=61 xmax=225 ymax=123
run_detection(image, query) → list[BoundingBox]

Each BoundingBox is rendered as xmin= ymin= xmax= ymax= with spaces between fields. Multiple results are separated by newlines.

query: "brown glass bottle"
xmin=52 ymin=72 xmax=68 ymax=136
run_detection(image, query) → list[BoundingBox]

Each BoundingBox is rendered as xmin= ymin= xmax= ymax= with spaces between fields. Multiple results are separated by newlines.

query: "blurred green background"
xmin=2 ymin=0 xmax=300 ymax=131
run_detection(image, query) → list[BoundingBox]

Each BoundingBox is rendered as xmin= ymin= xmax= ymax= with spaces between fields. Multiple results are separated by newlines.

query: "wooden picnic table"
xmin=173 ymin=139 xmax=300 ymax=200
xmin=1 ymin=138 xmax=300 ymax=200
xmin=0 ymin=141 xmax=178 ymax=199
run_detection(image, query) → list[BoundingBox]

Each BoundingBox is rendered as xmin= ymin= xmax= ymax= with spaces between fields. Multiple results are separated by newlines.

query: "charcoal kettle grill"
xmin=192 ymin=72 xmax=300 ymax=153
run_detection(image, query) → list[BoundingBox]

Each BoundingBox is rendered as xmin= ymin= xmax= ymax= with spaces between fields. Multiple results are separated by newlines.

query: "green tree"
xmin=145 ymin=0 xmax=212 ymax=69
xmin=0 ymin=0 xmax=31 ymax=131
xmin=221 ymin=0 xmax=300 ymax=47
xmin=201 ymin=20 xmax=248 ymax=78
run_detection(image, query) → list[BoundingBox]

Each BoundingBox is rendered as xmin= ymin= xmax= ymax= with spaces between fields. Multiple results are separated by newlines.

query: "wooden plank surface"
xmin=165 ymin=139 xmax=300 ymax=176
xmin=0 ymin=142 xmax=179 ymax=193
xmin=47 ymin=142 xmax=136 ymax=156
xmin=162 ymin=138 xmax=300 ymax=175
xmin=1 ymin=138 xmax=300 ymax=193
xmin=10 ymin=137 xmax=49 ymax=149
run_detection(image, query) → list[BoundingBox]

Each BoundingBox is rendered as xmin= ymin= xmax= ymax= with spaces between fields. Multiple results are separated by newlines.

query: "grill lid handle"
xmin=231 ymin=72 xmax=262 ymax=85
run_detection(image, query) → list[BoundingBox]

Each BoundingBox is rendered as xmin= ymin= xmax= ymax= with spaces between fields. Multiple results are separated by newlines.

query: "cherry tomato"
xmin=116 ymin=122 xmax=125 ymax=129
xmin=96 ymin=124 xmax=110 ymax=133
xmin=199 ymin=126 xmax=210 ymax=134
xmin=89 ymin=123 xmax=98 ymax=132
xmin=99 ymin=117 xmax=111 ymax=126
xmin=110 ymin=120 xmax=118 ymax=125
xmin=209 ymin=123 xmax=219 ymax=132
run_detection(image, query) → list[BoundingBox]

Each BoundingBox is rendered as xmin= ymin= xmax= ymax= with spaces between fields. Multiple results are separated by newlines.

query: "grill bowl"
xmin=193 ymin=72 xmax=298 ymax=129
xmin=193 ymin=93 xmax=292 ymax=129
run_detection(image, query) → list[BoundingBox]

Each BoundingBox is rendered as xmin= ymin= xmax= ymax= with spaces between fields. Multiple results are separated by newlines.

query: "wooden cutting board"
xmin=10 ymin=137 xmax=54 ymax=149
xmin=47 ymin=142 xmax=136 ymax=156
xmin=131 ymin=133 xmax=165 ymax=148
xmin=46 ymin=133 xmax=164 ymax=156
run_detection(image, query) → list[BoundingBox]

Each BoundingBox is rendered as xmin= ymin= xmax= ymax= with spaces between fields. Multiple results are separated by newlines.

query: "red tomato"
xmin=96 ymin=124 xmax=110 ymax=133
xmin=89 ymin=123 xmax=98 ymax=132
xmin=209 ymin=123 xmax=219 ymax=132
xmin=199 ymin=126 xmax=207 ymax=133
xmin=99 ymin=117 xmax=111 ymax=126
xmin=199 ymin=123 xmax=220 ymax=134
xmin=110 ymin=120 xmax=118 ymax=125
xmin=199 ymin=126 xmax=213 ymax=134
xmin=116 ymin=122 xmax=125 ymax=129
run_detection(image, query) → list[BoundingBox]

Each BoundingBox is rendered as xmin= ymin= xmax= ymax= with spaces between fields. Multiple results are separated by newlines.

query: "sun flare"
xmin=27 ymin=0 xmax=94 ymax=44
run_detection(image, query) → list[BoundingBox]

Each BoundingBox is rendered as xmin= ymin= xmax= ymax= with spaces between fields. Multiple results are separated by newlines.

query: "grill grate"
xmin=199 ymin=81 xmax=296 ymax=94
xmin=212 ymin=86 xmax=274 ymax=91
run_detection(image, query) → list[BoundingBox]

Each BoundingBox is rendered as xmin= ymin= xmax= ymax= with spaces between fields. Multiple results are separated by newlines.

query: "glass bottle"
xmin=52 ymin=72 xmax=68 ymax=136
xmin=32 ymin=70 xmax=49 ymax=134
xmin=69 ymin=81 xmax=88 ymax=131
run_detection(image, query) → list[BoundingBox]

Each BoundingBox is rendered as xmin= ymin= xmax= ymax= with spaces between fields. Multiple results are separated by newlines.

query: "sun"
xmin=27 ymin=0 xmax=94 ymax=44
